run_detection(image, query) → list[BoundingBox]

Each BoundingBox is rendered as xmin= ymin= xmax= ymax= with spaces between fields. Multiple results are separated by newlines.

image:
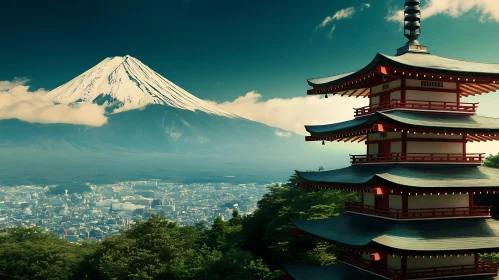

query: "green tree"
xmin=242 ymin=170 xmax=358 ymax=268
xmin=480 ymin=154 xmax=499 ymax=263
xmin=198 ymin=248 xmax=281 ymax=280
xmin=0 ymin=227 xmax=86 ymax=280
xmin=229 ymin=209 xmax=243 ymax=226
xmin=484 ymin=153 xmax=499 ymax=168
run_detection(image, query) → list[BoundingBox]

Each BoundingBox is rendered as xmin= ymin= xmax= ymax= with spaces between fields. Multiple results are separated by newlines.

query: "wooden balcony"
xmin=395 ymin=262 xmax=499 ymax=279
xmin=343 ymin=257 xmax=499 ymax=280
xmin=354 ymin=99 xmax=478 ymax=117
xmin=350 ymin=153 xmax=485 ymax=165
xmin=346 ymin=202 xmax=491 ymax=220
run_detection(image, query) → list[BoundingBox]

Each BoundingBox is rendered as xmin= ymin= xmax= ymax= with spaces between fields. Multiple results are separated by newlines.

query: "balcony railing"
xmin=350 ymin=153 xmax=485 ymax=165
xmin=394 ymin=262 xmax=499 ymax=279
xmin=346 ymin=202 xmax=491 ymax=220
xmin=354 ymin=99 xmax=478 ymax=117
xmin=343 ymin=257 xmax=499 ymax=280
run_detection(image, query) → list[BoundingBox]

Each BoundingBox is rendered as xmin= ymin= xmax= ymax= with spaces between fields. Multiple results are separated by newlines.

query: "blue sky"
xmin=3 ymin=0 xmax=499 ymax=156
xmin=3 ymin=0 xmax=499 ymax=103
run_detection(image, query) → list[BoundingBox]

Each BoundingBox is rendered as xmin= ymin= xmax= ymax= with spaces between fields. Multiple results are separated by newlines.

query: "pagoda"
xmin=283 ymin=1 xmax=499 ymax=279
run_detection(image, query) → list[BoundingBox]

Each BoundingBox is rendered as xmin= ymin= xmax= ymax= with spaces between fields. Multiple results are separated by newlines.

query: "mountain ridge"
xmin=44 ymin=55 xmax=236 ymax=117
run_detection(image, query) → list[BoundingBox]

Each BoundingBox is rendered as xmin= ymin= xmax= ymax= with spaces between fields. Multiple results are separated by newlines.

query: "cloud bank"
xmin=0 ymin=79 xmax=107 ymax=126
xmin=317 ymin=3 xmax=371 ymax=39
xmin=210 ymin=91 xmax=365 ymax=136
xmin=211 ymin=91 xmax=499 ymax=155
xmin=386 ymin=0 xmax=499 ymax=23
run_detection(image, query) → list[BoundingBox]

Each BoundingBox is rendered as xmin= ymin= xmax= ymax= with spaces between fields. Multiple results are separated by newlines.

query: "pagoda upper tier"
xmin=305 ymin=111 xmax=499 ymax=143
xmin=307 ymin=52 xmax=499 ymax=98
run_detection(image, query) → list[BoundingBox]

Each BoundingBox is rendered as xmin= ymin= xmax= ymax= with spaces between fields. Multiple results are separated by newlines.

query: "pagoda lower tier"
xmin=297 ymin=165 xmax=499 ymax=190
xmin=287 ymin=213 xmax=499 ymax=280
xmin=283 ymin=264 xmax=499 ymax=280
xmin=297 ymin=165 xmax=499 ymax=220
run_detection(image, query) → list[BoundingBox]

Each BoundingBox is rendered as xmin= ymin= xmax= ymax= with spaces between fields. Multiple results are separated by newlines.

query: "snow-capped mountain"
xmin=45 ymin=55 xmax=235 ymax=117
xmin=0 ymin=55 xmax=348 ymax=186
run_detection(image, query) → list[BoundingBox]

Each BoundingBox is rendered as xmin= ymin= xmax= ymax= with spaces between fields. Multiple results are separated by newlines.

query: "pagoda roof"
xmin=291 ymin=213 xmax=499 ymax=252
xmin=306 ymin=111 xmax=499 ymax=137
xmin=297 ymin=165 xmax=499 ymax=189
xmin=283 ymin=263 xmax=383 ymax=280
xmin=308 ymin=52 xmax=499 ymax=87
xmin=283 ymin=264 xmax=499 ymax=280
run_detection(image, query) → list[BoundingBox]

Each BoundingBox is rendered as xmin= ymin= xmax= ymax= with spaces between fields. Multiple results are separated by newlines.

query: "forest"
xmin=1 ymin=153 xmax=499 ymax=280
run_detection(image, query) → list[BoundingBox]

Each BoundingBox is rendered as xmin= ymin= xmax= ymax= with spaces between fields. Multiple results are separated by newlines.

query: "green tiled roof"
xmin=297 ymin=165 xmax=499 ymax=189
xmin=305 ymin=111 xmax=499 ymax=136
xmin=308 ymin=52 xmax=499 ymax=87
xmin=283 ymin=264 xmax=499 ymax=280
xmin=283 ymin=264 xmax=384 ymax=280
xmin=292 ymin=214 xmax=499 ymax=251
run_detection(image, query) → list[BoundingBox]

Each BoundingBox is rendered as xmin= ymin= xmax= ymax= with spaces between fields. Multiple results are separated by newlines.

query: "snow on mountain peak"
xmin=44 ymin=55 xmax=236 ymax=117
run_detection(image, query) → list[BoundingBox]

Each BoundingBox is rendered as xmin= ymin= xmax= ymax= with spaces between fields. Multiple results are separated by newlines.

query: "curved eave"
xmin=378 ymin=53 xmax=499 ymax=80
xmin=305 ymin=111 xmax=499 ymax=139
xmin=296 ymin=165 xmax=499 ymax=190
xmin=292 ymin=214 xmax=499 ymax=252
xmin=304 ymin=115 xmax=375 ymax=135
xmin=307 ymin=54 xmax=383 ymax=87
xmin=283 ymin=264 xmax=384 ymax=280
xmin=283 ymin=264 xmax=499 ymax=280
xmin=308 ymin=52 xmax=499 ymax=89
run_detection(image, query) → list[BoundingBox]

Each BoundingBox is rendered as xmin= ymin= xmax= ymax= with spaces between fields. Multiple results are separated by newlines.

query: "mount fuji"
xmin=0 ymin=56 xmax=343 ymax=185
xmin=45 ymin=55 xmax=235 ymax=117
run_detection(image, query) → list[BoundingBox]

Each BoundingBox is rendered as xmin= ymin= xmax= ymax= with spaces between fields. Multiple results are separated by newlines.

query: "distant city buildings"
xmin=0 ymin=180 xmax=272 ymax=242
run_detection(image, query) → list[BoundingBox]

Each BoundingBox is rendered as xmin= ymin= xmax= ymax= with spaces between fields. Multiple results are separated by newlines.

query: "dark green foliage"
xmin=484 ymin=153 xmax=499 ymax=169
xmin=480 ymin=154 xmax=499 ymax=262
xmin=0 ymin=227 xmax=89 ymax=280
xmin=0 ymin=169 xmax=357 ymax=279
xmin=477 ymin=153 xmax=499 ymax=217
xmin=241 ymin=170 xmax=359 ymax=268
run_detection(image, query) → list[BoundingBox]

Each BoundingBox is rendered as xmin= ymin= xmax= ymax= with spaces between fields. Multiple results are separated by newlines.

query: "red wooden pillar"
xmin=401 ymin=78 xmax=406 ymax=101
xmin=469 ymin=192 xmax=474 ymax=210
xmin=402 ymin=192 xmax=408 ymax=217
xmin=401 ymin=255 xmax=408 ymax=278
xmin=457 ymin=83 xmax=461 ymax=106
xmin=474 ymin=252 xmax=479 ymax=271
xmin=463 ymin=134 xmax=467 ymax=155
xmin=402 ymin=131 xmax=407 ymax=160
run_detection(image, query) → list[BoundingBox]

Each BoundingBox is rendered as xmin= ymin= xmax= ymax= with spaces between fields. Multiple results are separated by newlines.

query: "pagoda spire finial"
xmin=397 ymin=0 xmax=428 ymax=55
xmin=404 ymin=0 xmax=421 ymax=45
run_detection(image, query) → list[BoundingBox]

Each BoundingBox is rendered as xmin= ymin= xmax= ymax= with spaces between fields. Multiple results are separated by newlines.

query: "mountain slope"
xmin=44 ymin=55 xmax=235 ymax=117
xmin=0 ymin=106 xmax=351 ymax=186
xmin=0 ymin=55 xmax=356 ymax=186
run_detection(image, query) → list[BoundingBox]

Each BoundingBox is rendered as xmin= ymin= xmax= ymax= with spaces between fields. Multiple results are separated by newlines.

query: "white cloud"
xmin=463 ymin=94 xmax=499 ymax=156
xmin=275 ymin=131 xmax=291 ymax=137
xmin=317 ymin=7 xmax=355 ymax=29
xmin=361 ymin=3 xmax=371 ymax=11
xmin=327 ymin=25 xmax=337 ymax=39
xmin=386 ymin=0 xmax=499 ymax=23
xmin=0 ymin=78 xmax=107 ymax=126
xmin=317 ymin=4 xmax=370 ymax=37
xmin=209 ymin=91 xmax=365 ymax=136
xmin=318 ymin=16 xmax=334 ymax=29
xmin=211 ymin=91 xmax=499 ymax=156
xmin=332 ymin=7 xmax=356 ymax=21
